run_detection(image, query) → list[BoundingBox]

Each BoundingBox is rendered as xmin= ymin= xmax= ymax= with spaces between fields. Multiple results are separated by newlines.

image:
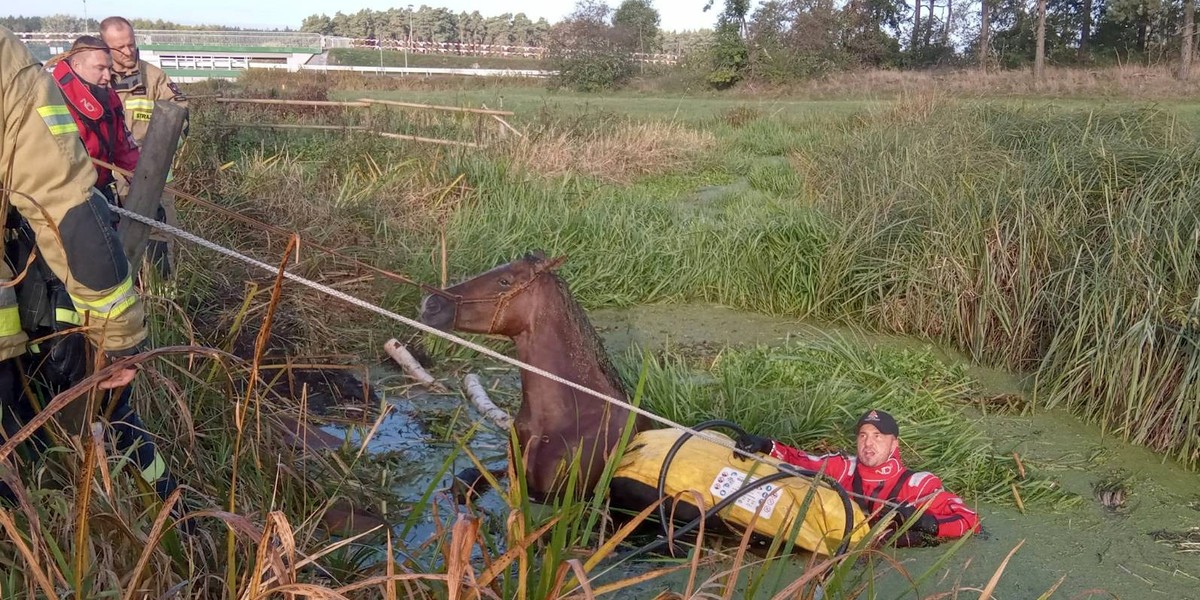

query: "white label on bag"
xmin=710 ymin=467 xmax=781 ymax=520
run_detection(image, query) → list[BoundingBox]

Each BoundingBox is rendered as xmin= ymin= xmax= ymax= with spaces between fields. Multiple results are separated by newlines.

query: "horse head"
xmin=420 ymin=251 xmax=568 ymax=336
xmin=420 ymin=250 xmax=651 ymax=502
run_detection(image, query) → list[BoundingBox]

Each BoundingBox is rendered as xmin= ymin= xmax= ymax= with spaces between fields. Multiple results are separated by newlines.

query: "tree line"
xmin=297 ymin=7 xmax=714 ymax=56
xmin=550 ymin=0 xmax=1198 ymax=90
xmin=9 ymin=0 xmax=1199 ymax=85
xmin=718 ymin=0 xmax=1198 ymax=84
xmin=2 ymin=14 xmax=254 ymax=32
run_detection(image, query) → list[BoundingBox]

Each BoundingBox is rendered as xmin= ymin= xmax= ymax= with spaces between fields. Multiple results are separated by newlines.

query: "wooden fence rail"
xmin=211 ymin=95 xmax=521 ymax=146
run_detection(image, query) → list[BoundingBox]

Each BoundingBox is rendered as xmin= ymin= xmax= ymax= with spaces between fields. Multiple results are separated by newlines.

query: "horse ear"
xmin=545 ymin=255 xmax=568 ymax=271
xmin=526 ymin=250 xmax=547 ymax=262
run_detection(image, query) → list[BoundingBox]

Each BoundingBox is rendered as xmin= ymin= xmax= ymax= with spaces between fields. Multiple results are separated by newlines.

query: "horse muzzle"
xmin=419 ymin=293 xmax=456 ymax=330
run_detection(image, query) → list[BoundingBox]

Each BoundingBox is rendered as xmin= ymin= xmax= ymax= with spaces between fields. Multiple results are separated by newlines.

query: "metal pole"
xmin=406 ymin=4 xmax=413 ymax=70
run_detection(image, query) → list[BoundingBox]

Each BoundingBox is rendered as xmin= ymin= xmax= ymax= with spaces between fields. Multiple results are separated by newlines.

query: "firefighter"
xmin=101 ymin=16 xmax=186 ymax=277
xmin=1 ymin=27 xmax=180 ymax=510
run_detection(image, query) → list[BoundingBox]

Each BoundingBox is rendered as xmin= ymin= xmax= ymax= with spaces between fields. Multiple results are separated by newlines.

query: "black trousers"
xmin=0 ymin=357 xmax=179 ymax=504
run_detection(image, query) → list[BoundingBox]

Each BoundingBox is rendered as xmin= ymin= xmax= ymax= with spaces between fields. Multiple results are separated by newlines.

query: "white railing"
xmin=138 ymin=30 xmax=321 ymax=49
xmin=158 ymin=54 xmax=254 ymax=70
xmin=14 ymin=30 xmax=321 ymax=49
xmin=329 ymin=37 xmax=680 ymax=64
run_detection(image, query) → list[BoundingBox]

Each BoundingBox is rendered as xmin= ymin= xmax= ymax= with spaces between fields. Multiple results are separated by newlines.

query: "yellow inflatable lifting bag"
xmin=613 ymin=428 xmax=868 ymax=555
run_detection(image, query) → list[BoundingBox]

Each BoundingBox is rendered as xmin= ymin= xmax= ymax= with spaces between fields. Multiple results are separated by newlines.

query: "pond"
xmin=340 ymin=303 xmax=1200 ymax=598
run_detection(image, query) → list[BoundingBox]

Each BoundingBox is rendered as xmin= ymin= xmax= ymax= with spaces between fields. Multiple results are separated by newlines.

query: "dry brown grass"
xmin=742 ymin=64 xmax=1200 ymax=100
xmin=510 ymin=122 xmax=716 ymax=184
xmin=217 ymin=69 xmax=544 ymax=97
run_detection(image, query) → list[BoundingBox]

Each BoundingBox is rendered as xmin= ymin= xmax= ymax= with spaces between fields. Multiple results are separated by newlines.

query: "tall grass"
xmin=182 ymin=89 xmax=1200 ymax=464
xmin=121 ymin=88 xmax=1192 ymax=596
xmin=0 ymin=271 xmax=404 ymax=597
xmin=622 ymin=338 xmax=1075 ymax=507
xmin=438 ymin=100 xmax=1200 ymax=465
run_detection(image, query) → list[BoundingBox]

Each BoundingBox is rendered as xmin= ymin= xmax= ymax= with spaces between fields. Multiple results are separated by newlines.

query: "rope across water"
xmin=111 ymin=204 xmax=911 ymax=509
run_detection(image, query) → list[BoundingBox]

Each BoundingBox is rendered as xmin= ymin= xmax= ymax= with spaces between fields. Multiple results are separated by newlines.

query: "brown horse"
xmin=419 ymin=252 xmax=652 ymax=500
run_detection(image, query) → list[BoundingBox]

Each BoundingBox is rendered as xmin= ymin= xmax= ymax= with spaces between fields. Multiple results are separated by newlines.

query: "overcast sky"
xmin=21 ymin=0 xmax=723 ymax=32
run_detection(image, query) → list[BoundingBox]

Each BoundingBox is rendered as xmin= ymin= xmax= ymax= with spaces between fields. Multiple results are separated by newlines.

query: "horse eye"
xmin=499 ymin=278 xmax=511 ymax=287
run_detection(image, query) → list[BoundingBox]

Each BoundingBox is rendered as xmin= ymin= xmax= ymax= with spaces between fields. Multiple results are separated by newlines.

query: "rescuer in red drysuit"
xmin=51 ymin=36 xmax=140 ymax=206
xmin=737 ymin=409 xmax=980 ymax=546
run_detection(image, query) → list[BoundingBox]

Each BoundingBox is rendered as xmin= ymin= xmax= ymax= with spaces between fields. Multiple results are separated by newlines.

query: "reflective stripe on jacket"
xmin=112 ymin=60 xmax=188 ymax=146
xmin=0 ymin=27 xmax=146 ymax=360
xmin=51 ymin=60 xmax=141 ymax=190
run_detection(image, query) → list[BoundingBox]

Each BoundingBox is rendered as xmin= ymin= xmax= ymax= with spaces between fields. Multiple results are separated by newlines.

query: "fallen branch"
xmin=358 ymin=97 xmax=514 ymax=116
xmin=385 ymin=339 xmax=445 ymax=391
xmin=372 ymin=131 xmax=480 ymax=148
xmin=463 ymin=374 xmax=512 ymax=430
xmin=224 ymin=123 xmax=368 ymax=132
xmin=480 ymin=105 xmax=523 ymax=139
xmin=218 ymin=98 xmax=371 ymax=108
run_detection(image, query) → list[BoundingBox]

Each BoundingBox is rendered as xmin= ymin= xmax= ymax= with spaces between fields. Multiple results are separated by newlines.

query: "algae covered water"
xmin=363 ymin=303 xmax=1200 ymax=598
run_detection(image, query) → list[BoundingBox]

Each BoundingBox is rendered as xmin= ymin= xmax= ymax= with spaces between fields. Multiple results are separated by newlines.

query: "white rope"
xmin=113 ymin=205 xmax=903 ymax=508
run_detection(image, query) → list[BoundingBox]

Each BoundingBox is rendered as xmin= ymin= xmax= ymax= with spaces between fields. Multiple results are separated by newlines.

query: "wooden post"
xmin=1181 ymin=0 xmax=1195 ymax=80
xmin=1034 ymin=0 xmax=1047 ymax=82
xmin=120 ymin=101 xmax=186 ymax=270
xmin=980 ymin=0 xmax=990 ymax=72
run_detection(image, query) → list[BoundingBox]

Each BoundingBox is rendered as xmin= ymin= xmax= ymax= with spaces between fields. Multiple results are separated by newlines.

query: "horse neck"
xmin=511 ymin=282 xmax=628 ymax=408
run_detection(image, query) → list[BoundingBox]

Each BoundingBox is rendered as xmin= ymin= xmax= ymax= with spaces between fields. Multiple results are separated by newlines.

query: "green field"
xmin=337 ymin=84 xmax=1200 ymax=126
xmin=328 ymin=47 xmax=548 ymax=71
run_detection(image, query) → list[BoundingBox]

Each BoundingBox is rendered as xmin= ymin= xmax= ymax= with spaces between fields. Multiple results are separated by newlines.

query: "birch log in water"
xmin=384 ymin=339 xmax=443 ymax=390
xmin=463 ymin=374 xmax=512 ymax=430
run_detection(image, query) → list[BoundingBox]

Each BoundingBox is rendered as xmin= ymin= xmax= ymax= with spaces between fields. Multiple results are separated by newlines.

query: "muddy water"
xmin=361 ymin=304 xmax=1200 ymax=598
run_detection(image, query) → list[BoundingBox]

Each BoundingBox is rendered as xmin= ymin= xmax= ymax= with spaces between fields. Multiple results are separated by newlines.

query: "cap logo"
xmin=866 ymin=410 xmax=879 ymax=422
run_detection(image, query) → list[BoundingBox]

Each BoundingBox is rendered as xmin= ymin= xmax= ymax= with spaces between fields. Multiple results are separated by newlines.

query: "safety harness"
xmin=851 ymin=467 xmax=914 ymax=517
xmin=52 ymin=63 xmax=124 ymax=195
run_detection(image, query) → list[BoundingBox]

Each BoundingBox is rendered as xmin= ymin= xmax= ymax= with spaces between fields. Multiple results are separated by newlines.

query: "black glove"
xmin=735 ymin=434 xmax=774 ymax=456
xmin=894 ymin=503 xmax=939 ymax=535
xmin=42 ymin=332 xmax=88 ymax=391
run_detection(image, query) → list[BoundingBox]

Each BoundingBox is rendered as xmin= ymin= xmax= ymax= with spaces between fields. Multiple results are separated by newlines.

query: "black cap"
xmin=856 ymin=409 xmax=899 ymax=437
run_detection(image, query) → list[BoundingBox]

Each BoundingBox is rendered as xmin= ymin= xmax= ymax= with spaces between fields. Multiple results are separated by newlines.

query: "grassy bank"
xmin=185 ymin=86 xmax=1200 ymax=465
xmin=31 ymin=82 xmax=1186 ymax=596
xmin=422 ymin=99 xmax=1200 ymax=466
xmin=627 ymin=339 xmax=1073 ymax=507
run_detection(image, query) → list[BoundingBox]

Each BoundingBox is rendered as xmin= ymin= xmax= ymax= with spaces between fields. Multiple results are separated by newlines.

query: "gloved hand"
xmin=735 ymin=434 xmax=774 ymax=456
xmin=43 ymin=332 xmax=88 ymax=390
xmin=894 ymin=502 xmax=939 ymax=535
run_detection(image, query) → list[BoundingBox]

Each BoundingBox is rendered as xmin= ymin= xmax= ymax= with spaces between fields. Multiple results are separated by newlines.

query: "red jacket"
xmin=768 ymin=442 xmax=979 ymax=540
xmin=51 ymin=61 xmax=140 ymax=192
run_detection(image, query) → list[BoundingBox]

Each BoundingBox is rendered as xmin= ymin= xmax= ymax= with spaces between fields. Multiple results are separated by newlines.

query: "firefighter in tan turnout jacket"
xmin=101 ymin=16 xmax=187 ymax=276
xmin=0 ymin=27 xmax=144 ymax=369
xmin=1 ymin=27 xmax=183 ymax=511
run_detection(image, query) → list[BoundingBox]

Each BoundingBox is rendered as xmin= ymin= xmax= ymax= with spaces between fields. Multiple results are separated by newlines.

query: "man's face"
xmin=101 ymin=25 xmax=138 ymax=71
xmin=856 ymin=424 xmax=898 ymax=468
xmin=73 ymin=49 xmax=113 ymax=87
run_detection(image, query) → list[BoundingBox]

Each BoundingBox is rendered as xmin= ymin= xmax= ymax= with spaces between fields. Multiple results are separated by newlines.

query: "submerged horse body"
xmin=419 ymin=252 xmax=651 ymax=499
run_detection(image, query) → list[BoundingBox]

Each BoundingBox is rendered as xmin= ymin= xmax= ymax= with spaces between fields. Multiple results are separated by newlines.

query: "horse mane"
xmin=549 ymin=273 xmax=628 ymax=400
